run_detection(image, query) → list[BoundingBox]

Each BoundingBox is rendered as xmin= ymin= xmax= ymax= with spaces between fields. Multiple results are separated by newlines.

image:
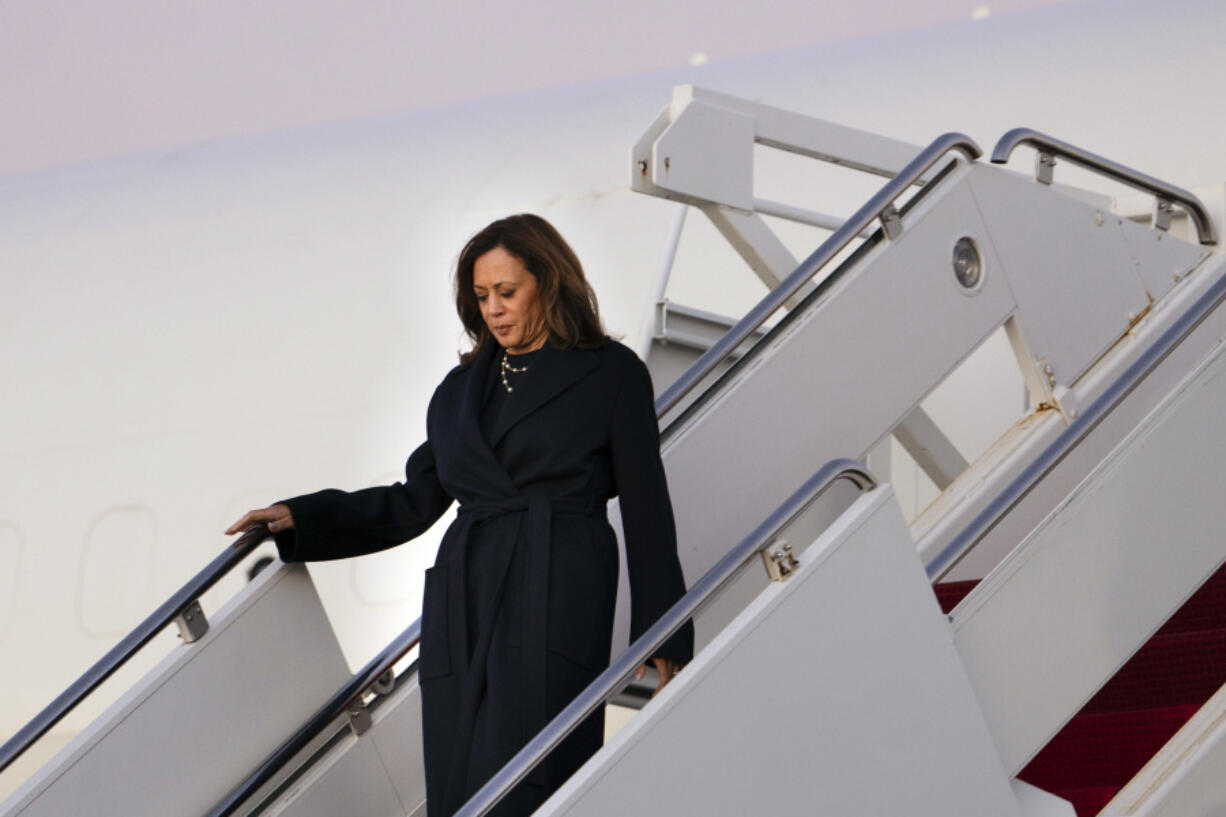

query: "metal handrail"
xmin=454 ymin=458 xmax=877 ymax=817
xmin=654 ymin=132 xmax=982 ymax=417
xmin=927 ymin=254 xmax=1226 ymax=581
xmin=0 ymin=526 xmax=270 ymax=774
xmin=991 ymin=127 xmax=1218 ymax=246
xmin=206 ymin=618 xmax=422 ymax=817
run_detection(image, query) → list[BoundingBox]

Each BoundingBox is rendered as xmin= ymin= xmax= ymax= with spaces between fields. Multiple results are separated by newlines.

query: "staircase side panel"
xmin=543 ymin=489 xmax=1022 ymax=817
xmin=952 ymin=333 xmax=1226 ymax=775
xmin=264 ymin=739 xmax=406 ymax=817
xmin=916 ymin=253 xmax=1226 ymax=582
xmin=966 ymin=167 xmax=1205 ymax=389
xmin=0 ymin=564 xmax=350 ymax=817
xmin=657 ymin=168 xmax=1016 ymax=647
xmin=265 ymin=673 xmax=426 ymax=817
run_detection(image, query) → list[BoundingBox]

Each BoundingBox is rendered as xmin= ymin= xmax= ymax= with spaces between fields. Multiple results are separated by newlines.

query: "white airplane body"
xmin=3 ymin=0 xmax=1225 ymax=797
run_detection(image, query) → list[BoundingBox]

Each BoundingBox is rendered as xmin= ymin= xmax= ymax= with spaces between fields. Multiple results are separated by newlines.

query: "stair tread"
xmin=1083 ymin=627 xmax=1226 ymax=713
xmin=932 ymin=561 xmax=1226 ymax=622
xmin=1049 ymin=785 xmax=1119 ymax=817
xmin=935 ymin=564 xmax=1226 ymax=810
xmin=1018 ymin=705 xmax=1198 ymax=791
xmin=932 ymin=580 xmax=978 ymax=613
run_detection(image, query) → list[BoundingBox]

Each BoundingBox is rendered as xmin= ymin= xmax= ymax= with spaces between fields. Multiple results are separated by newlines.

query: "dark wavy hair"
xmin=454 ymin=214 xmax=606 ymax=365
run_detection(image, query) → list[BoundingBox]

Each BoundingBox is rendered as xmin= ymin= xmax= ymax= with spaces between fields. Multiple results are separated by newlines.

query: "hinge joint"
xmin=347 ymin=701 xmax=372 ymax=737
xmin=761 ymin=541 xmax=800 ymax=582
xmin=174 ymin=600 xmax=209 ymax=644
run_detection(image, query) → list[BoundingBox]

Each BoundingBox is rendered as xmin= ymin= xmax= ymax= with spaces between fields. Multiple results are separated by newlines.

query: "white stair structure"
xmin=4 ymin=88 xmax=1226 ymax=817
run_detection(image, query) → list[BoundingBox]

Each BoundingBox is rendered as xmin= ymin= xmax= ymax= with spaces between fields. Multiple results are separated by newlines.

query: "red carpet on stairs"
xmin=933 ymin=563 xmax=1226 ymax=817
xmin=1048 ymin=787 xmax=1119 ymax=816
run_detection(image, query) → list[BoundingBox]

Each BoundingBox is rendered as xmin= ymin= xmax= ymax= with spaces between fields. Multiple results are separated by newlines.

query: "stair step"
xmin=934 ymin=563 xmax=1226 ymax=810
xmin=933 ymin=579 xmax=978 ymax=613
xmin=1049 ymin=785 xmax=1119 ymax=817
xmin=1082 ymin=627 xmax=1226 ymax=713
xmin=1018 ymin=704 xmax=1198 ymax=792
xmin=932 ymin=561 xmax=1226 ymax=623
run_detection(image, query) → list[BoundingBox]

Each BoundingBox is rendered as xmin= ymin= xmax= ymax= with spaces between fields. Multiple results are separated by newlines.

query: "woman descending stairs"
xmin=934 ymin=563 xmax=1226 ymax=817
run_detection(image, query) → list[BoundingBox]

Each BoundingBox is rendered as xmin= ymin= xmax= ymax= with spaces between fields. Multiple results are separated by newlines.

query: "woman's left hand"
xmin=634 ymin=657 xmax=683 ymax=697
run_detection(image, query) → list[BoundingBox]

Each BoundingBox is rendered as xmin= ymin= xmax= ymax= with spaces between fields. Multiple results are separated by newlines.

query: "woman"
xmin=227 ymin=213 xmax=693 ymax=816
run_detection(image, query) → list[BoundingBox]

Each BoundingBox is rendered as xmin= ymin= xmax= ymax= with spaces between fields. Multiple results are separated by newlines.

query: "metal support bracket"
xmin=761 ymin=540 xmax=800 ymax=582
xmin=1153 ymin=198 xmax=1175 ymax=232
xmin=371 ymin=669 xmax=395 ymax=696
xmin=700 ymin=204 xmax=809 ymax=309
xmin=879 ymin=204 xmax=902 ymax=240
xmin=630 ymin=85 xmax=931 ymax=312
xmin=1035 ymin=151 xmax=1056 ymax=185
xmin=173 ymin=600 xmax=209 ymax=644
xmin=892 ymin=407 xmax=970 ymax=490
xmin=653 ymin=299 xmax=768 ymax=353
xmin=346 ymin=700 xmax=372 ymax=737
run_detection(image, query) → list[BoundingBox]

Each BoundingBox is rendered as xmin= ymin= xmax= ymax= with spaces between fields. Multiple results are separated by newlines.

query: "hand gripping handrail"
xmin=0 ymin=526 xmax=271 ymax=775
xmin=205 ymin=618 xmax=422 ymax=817
xmin=991 ymin=127 xmax=1218 ymax=246
xmin=654 ymin=132 xmax=982 ymax=418
xmin=927 ymin=254 xmax=1226 ymax=581
xmin=454 ymin=458 xmax=877 ymax=817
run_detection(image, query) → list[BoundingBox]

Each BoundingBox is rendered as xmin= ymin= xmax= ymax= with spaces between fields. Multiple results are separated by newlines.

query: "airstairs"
xmin=4 ymin=87 xmax=1226 ymax=817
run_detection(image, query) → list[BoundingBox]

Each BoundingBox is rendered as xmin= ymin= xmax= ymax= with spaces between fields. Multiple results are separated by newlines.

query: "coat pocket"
xmin=545 ymin=536 xmax=617 ymax=671
xmin=419 ymin=564 xmax=452 ymax=681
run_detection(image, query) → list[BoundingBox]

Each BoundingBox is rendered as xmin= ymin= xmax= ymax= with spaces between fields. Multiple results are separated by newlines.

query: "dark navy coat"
xmin=273 ymin=337 xmax=693 ymax=816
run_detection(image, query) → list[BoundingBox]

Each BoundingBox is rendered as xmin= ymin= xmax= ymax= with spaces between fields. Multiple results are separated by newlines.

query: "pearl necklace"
xmin=500 ymin=350 xmax=529 ymax=392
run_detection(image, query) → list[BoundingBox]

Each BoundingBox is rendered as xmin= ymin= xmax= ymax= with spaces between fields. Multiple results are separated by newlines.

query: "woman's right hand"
xmin=226 ymin=504 xmax=294 ymax=537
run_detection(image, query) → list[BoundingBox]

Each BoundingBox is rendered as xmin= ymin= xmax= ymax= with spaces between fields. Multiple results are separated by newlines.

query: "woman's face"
xmin=472 ymin=246 xmax=546 ymax=354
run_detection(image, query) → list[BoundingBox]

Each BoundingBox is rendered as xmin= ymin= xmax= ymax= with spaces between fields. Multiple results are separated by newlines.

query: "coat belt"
xmin=442 ymin=495 xmax=605 ymax=804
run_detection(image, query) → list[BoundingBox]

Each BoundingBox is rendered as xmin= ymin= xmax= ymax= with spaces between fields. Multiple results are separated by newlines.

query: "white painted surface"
xmin=952 ymin=333 xmax=1226 ymax=774
xmin=648 ymin=97 xmax=757 ymax=212
xmin=0 ymin=564 xmax=350 ymax=817
xmin=541 ymin=488 xmax=1022 ymax=816
xmin=915 ymin=250 xmax=1226 ymax=581
xmin=6 ymin=0 xmax=1226 ymax=759
xmin=266 ymin=738 xmax=406 ymax=817
xmin=78 ymin=506 xmax=158 ymax=637
xmin=265 ymin=671 xmax=426 ymax=817
xmin=6 ymin=5 xmax=1226 ymax=807
xmin=1012 ymin=779 xmax=1076 ymax=816
xmin=0 ymin=524 xmax=20 ymax=644
xmin=966 ymin=166 xmax=1207 ymax=389
xmin=661 ymin=163 xmax=1016 ymax=648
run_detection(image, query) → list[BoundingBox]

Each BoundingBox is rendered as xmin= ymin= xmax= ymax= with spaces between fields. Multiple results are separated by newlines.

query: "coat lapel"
xmin=446 ymin=339 xmax=518 ymax=496
xmin=489 ymin=341 xmax=600 ymax=448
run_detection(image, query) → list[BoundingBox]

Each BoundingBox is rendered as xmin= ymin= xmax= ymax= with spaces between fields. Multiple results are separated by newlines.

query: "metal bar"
xmin=893 ymin=407 xmax=970 ymax=490
xmin=652 ymin=205 xmax=689 ymax=306
xmin=990 ymin=127 xmax=1218 ymax=246
xmin=926 ymin=259 xmax=1226 ymax=581
xmin=654 ymin=133 xmax=982 ymax=418
xmin=454 ymin=459 xmax=876 ymax=817
xmin=660 ymin=86 xmax=924 ymax=180
xmin=699 ymin=205 xmax=800 ymax=292
xmin=752 ymin=197 xmax=875 ymax=238
xmin=0 ymin=527 xmax=270 ymax=775
xmin=206 ymin=618 xmax=423 ymax=817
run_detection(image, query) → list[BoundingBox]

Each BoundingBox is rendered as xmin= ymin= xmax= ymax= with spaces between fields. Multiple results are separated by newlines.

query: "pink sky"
xmin=1 ymin=0 xmax=1070 ymax=179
